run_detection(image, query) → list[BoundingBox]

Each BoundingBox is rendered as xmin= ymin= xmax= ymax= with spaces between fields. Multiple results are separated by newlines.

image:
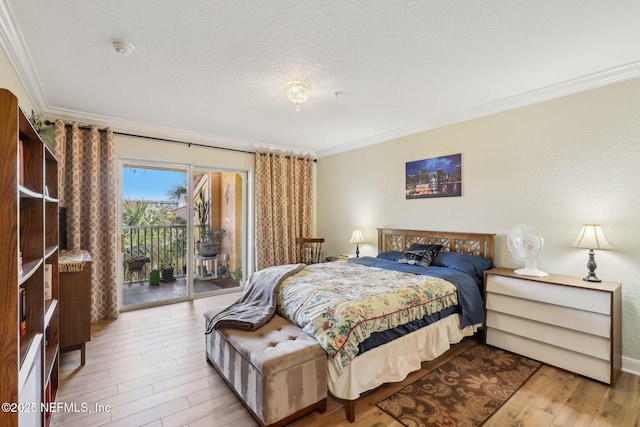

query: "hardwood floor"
xmin=53 ymin=293 xmax=640 ymax=427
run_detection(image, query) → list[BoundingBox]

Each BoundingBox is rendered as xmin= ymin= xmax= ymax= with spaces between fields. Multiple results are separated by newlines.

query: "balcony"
xmin=122 ymin=224 xmax=241 ymax=307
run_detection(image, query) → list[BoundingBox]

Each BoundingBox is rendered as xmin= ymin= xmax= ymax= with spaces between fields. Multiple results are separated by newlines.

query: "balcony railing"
xmin=123 ymin=224 xmax=190 ymax=281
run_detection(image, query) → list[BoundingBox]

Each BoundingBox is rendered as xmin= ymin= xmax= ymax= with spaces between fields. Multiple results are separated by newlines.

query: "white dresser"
xmin=484 ymin=268 xmax=621 ymax=385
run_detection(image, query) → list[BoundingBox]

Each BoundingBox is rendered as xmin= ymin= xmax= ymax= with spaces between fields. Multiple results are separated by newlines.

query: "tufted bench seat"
xmin=204 ymin=312 xmax=327 ymax=427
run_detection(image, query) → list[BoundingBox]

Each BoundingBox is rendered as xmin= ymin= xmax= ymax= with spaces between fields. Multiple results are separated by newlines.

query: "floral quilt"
xmin=277 ymin=261 xmax=458 ymax=374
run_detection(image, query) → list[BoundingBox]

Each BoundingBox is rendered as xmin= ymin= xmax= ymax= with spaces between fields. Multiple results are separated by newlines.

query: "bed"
xmin=276 ymin=228 xmax=495 ymax=422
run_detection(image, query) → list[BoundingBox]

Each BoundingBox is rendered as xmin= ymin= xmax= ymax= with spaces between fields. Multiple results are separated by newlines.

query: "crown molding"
xmin=317 ymin=60 xmax=640 ymax=158
xmin=0 ymin=0 xmax=48 ymax=110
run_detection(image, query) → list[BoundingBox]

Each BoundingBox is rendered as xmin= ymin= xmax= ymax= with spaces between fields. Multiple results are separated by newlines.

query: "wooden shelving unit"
xmin=1 ymin=88 xmax=59 ymax=427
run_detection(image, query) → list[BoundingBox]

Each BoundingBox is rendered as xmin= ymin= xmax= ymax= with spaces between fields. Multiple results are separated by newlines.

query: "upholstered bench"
xmin=204 ymin=312 xmax=327 ymax=427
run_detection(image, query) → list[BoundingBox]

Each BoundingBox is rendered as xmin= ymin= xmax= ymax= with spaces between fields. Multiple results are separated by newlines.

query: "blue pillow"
xmin=431 ymin=251 xmax=495 ymax=287
xmin=377 ymin=251 xmax=404 ymax=262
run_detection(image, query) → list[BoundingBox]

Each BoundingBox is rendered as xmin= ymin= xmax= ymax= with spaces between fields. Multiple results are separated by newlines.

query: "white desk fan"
xmin=507 ymin=224 xmax=548 ymax=277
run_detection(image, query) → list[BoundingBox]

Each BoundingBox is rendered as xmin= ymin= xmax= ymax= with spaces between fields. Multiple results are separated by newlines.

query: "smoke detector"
xmin=112 ymin=40 xmax=135 ymax=56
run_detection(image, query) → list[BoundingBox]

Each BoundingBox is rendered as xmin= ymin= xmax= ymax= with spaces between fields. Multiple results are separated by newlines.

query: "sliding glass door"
xmin=119 ymin=161 xmax=245 ymax=310
xmin=192 ymin=167 xmax=244 ymax=296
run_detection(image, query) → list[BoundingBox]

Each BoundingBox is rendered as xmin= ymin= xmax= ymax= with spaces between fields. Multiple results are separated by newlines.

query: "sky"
xmin=405 ymin=153 xmax=461 ymax=175
xmin=123 ymin=167 xmax=186 ymax=201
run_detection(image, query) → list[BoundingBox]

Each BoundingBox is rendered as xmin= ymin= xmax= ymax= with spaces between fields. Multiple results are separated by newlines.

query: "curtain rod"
xmin=257 ymin=152 xmax=317 ymax=162
xmin=47 ymin=120 xmax=255 ymax=155
xmin=113 ymin=131 xmax=257 ymax=156
xmin=46 ymin=119 xmax=108 ymax=132
xmin=118 ymin=132 xmax=316 ymax=161
xmin=46 ymin=120 xmax=316 ymax=161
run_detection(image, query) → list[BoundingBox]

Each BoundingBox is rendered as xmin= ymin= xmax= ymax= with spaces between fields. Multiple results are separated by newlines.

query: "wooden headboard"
xmin=377 ymin=228 xmax=495 ymax=262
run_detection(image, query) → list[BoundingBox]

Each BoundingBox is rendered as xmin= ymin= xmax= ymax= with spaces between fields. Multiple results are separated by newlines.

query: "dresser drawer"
xmin=486 ymin=329 xmax=611 ymax=384
xmin=485 ymin=292 xmax=611 ymax=338
xmin=485 ymin=274 xmax=610 ymax=315
xmin=486 ymin=311 xmax=611 ymax=360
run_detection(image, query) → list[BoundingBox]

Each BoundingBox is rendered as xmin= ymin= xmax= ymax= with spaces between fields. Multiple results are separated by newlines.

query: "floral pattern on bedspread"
xmin=277 ymin=261 xmax=458 ymax=374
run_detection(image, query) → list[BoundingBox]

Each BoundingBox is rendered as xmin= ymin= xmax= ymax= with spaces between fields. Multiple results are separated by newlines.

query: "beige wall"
xmin=317 ymin=78 xmax=640 ymax=366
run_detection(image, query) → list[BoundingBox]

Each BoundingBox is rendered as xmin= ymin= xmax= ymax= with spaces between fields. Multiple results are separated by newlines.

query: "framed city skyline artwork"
xmin=406 ymin=153 xmax=462 ymax=199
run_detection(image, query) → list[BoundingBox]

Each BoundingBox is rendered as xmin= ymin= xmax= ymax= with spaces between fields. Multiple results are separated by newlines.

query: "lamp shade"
xmin=349 ymin=229 xmax=365 ymax=244
xmin=571 ymin=224 xmax=613 ymax=250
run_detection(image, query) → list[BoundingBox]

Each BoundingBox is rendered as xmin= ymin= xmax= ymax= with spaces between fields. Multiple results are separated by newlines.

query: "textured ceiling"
xmin=2 ymin=0 xmax=640 ymax=156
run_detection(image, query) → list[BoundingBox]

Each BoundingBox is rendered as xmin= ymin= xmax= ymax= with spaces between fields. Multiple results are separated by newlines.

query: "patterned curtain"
xmin=255 ymin=150 xmax=314 ymax=270
xmin=54 ymin=121 xmax=118 ymax=322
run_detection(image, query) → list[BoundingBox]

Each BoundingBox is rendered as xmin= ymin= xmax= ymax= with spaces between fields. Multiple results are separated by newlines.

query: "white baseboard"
xmin=622 ymin=356 xmax=640 ymax=377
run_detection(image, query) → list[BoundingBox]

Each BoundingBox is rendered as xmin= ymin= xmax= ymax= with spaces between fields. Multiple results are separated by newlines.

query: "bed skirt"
xmin=327 ymin=313 xmax=480 ymax=400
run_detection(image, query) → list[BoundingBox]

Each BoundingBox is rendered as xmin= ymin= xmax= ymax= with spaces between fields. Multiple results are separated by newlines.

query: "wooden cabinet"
xmin=59 ymin=252 xmax=92 ymax=365
xmin=484 ymin=267 xmax=621 ymax=385
xmin=0 ymin=88 xmax=59 ymax=426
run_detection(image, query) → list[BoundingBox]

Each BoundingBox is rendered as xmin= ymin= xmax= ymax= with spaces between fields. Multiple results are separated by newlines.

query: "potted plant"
xmin=160 ymin=261 xmax=175 ymax=282
xmin=231 ymin=264 xmax=243 ymax=281
xmin=194 ymin=189 xmax=215 ymax=255
xmin=207 ymin=228 xmax=227 ymax=244
xmin=29 ymin=110 xmax=55 ymax=149
xmin=217 ymin=264 xmax=228 ymax=278
xmin=202 ymin=228 xmax=227 ymax=257
xmin=194 ymin=189 xmax=227 ymax=257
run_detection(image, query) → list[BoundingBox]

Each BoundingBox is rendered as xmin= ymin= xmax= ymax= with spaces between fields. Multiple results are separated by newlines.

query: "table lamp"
xmin=571 ymin=224 xmax=612 ymax=282
xmin=349 ymin=229 xmax=365 ymax=258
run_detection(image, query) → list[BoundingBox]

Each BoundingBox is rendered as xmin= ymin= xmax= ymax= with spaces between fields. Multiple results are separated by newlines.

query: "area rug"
xmin=376 ymin=344 xmax=541 ymax=426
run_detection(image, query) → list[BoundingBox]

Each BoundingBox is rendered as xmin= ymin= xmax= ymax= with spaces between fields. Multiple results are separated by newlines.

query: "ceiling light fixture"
xmin=112 ymin=40 xmax=135 ymax=56
xmin=284 ymin=81 xmax=310 ymax=111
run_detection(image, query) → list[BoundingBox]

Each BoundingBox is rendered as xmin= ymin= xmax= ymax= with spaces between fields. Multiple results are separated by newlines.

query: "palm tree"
xmin=122 ymin=199 xmax=180 ymax=268
xmin=123 ymin=199 xmax=173 ymax=226
xmin=166 ymin=183 xmax=187 ymax=206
